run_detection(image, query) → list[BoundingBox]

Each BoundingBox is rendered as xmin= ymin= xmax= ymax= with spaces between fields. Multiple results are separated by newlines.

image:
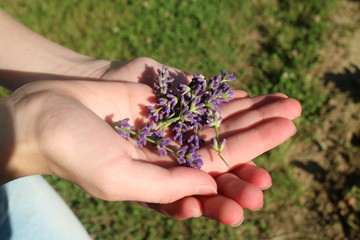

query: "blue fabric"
xmin=0 ymin=175 xmax=91 ymax=240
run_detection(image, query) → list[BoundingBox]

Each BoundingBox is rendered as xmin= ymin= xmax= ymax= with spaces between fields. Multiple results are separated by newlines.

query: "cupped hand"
xmin=93 ymin=57 xmax=300 ymax=172
xmin=2 ymin=58 xmax=301 ymax=225
xmin=4 ymin=79 xmax=219 ymax=203
xmin=90 ymin=57 xmax=301 ymax=225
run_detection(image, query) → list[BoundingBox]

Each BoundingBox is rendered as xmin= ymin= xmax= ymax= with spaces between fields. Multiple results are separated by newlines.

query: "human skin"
xmin=0 ymin=10 xmax=302 ymax=225
xmin=0 ymin=76 xmax=300 ymax=225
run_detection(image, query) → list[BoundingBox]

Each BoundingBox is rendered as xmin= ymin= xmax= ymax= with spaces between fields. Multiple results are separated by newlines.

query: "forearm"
xmin=0 ymin=9 xmax=110 ymax=90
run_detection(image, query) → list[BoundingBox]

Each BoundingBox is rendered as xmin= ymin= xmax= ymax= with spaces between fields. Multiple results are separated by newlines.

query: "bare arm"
xmin=0 ymin=9 xmax=110 ymax=90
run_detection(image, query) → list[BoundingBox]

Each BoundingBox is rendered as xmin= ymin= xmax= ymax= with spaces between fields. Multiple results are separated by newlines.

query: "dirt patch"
xmin=291 ymin=93 xmax=360 ymax=239
xmin=288 ymin=1 xmax=360 ymax=239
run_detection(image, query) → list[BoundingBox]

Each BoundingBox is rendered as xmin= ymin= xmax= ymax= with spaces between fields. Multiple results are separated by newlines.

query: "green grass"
xmin=0 ymin=0 xmax=342 ymax=239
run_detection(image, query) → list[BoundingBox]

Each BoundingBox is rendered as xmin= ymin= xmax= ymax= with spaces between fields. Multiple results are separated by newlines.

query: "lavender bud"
xmin=177 ymin=84 xmax=191 ymax=94
xmin=187 ymin=135 xmax=200 ymax=149
xmin=211 ymin=137 xmax=219 ymax=150
xmin=186 ymin=150 xmax=203 ymax=169
xmin=115 ymin=118 xmax=134 ymax=139
xmin=159 ymin=137 xmax=171 ymax=148
xmin=158 ymin=98 xmax=167 ymax=106
xmin=176 ymin=146 xmax=188 ymax=164
xmin=137 ymin=123 xmax=153 ymax=148
xmin=183 ymin=111 xmax=196 ymax=123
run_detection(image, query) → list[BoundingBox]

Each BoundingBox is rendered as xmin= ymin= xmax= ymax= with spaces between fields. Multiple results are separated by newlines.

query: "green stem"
xmin=214 ymin=126 xmax=220 ymax=139
xmin=214 ymin=126 xmax=230 ymax=168
xmin=141 ymin=135 xmax=175 ymax=154
xmin=218 ymin=152 xmax=230 ymax=168
xmin=154 ymin=116 xmax=181 ymax=131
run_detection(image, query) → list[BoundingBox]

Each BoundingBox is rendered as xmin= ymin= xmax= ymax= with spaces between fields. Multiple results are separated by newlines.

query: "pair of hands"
xmin=2 ymin=57 xmax=301 ymax=226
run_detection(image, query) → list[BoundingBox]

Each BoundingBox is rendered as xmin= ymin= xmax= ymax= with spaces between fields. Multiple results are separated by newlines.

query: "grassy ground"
xmin=2 ymin=0 xmax=358 ymax=239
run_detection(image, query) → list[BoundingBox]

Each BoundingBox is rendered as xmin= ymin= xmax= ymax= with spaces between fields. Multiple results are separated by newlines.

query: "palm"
xmin=89 ymin=58 xmax=302 ymax=223
xmin=40 ymin=78 xmax=297 ymax=172
xmin=29 ymin=81 xmax=172 ymax=199
xmin=96 ymin=58 xmax=300 ymax=172
xmin=11 ymin=58 xmax=301 ymax=225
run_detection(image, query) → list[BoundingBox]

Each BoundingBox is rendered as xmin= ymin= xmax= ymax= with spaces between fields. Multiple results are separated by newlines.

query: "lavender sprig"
xmin=114 ymin=66 xmax=236 ymax=169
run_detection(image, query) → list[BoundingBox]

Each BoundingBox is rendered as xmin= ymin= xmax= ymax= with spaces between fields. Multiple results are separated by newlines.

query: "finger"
xmin=216 ymin=173 xmax=264 ymax=210
xmin=199 ymin=118 xmax=297 ymax=172
xmin=232 ymin=164 xmax=272 ymax=190
xmin=220 ymin=93 xmax=290 ymax=120
xmin=135 ymin=196 xmax=203 ymax=220
xmin=232 ymin=89 xmax=249 ymax=99
xmin=200 ymin=97 xmax=301 ymax=141
xmin=100 ymin=161 xmax=218 ymax=203
xmin=220 ymin=97 xmax=301 ymax=135
xmin=197 ymin=195 xmax=244 ymax=226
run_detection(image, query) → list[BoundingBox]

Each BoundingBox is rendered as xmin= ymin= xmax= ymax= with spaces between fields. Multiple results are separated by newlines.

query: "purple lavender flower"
xmin=219 ymin=138 xmax=227 ymax=151
xmin=157 ymin=98 xmax=167 ymax=106
xmin=193 ymin=119 xmax=205 ymax=132
xmin=183 ymin=111 xmax=196 ymax=123
xmin=157 ymin=148 xmax=167 ymax=156
xmin=176 ymin=146 xmax=188 ymax=164
xmin=188 ymin=74 xmax=207 ymax=96
xmin=220 ymin=85 xmax=234 ymax=101
xmin=193 ymin=81 xmax=206 ymax=95
xmin=207 ymin=95 xmax=224 ymax=111
xmin=174 ymin=132 xmax=184 ymax=146
xmin=193 ymin=73 xmax=205 ymax=80
xmin=207 ymin=111 xmax=222 ymax=128
xmin=161 ymin=104 xmax=171 ymax=118
xmin=154 ymin=66 xmax=174 ymax=96
xmin=115 ymin=66 xmax=235 ymax=169
xmin=177 ymin=84 xmax=191 ymax=94
xmin=159 ymin=137 xmax=171 ymax=148
xmin=191 ymin=157 xmax=204 ymax=169
xmin=186 ymin=150 xmax=203 ymax=169
xmin=137 ymin=123 xmax=153 ymax=148
xmin=173 ymin=121 xmax=189 ymax=145
xmin=211 ymin=137 xmax=225 ymax=150
xmin=175 ymin=146 xmax=203 ymax=168
xmin=117 ymin=118 xmax=132 ymax=128
xmin=145 ymin=106 xmax=161 ymax=122
xmin=187 ymin=134 xmax=201 ymax=150
xmin=157 ymin=137 xmax=171 ymax=156
xmin=211 ymin=137 xmax=218 ymax=150
xmin=190 ymin=97 xmax=206 ymax=115
xmin=221 ymin=70 xmax=237 ymax=81
xmin=115 ymin=118 xmax=134 ymax=139
xmin=166 ymin=93 xmax=178 ymax=110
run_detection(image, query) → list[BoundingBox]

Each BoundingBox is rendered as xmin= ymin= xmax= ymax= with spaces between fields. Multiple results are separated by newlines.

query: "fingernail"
xmin=197 ymin=186 xmax=217 ymax=195
xmin=231 ymin=218 xmax=244 ymax=227
xmin=262 ymin=183 xmax=272 ymax=190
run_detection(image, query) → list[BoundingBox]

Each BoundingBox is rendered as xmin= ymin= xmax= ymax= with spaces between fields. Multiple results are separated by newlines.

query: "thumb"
xmin=117 ymin=162 xmax=218 ymax=204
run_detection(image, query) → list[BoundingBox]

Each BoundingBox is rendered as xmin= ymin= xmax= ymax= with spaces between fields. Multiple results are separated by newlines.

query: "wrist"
xmin=60 ymin=55 xmax=113 ymax=80
xmin=0 ymin=98 xmax=15 ymax=184
xmin=0 ymin=94 xmax=49 ymax=184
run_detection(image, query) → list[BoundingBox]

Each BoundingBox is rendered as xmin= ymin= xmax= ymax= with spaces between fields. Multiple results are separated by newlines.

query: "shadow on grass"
xmin=324 ymin=63 xmax=360 ymax=102
xmin=293 ymin=159 xmax=360 ymax=237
